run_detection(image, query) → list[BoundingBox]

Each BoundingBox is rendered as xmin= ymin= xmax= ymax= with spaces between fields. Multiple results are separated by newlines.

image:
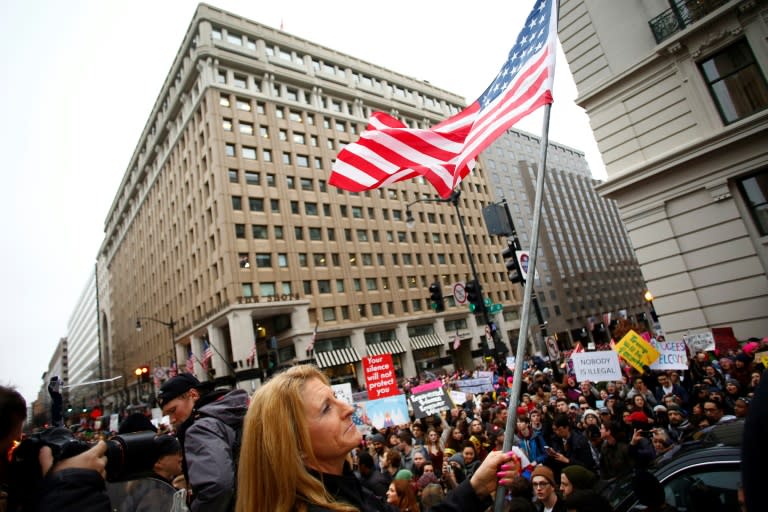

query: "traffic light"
xmin=429 ymin=282 xmax=445 ymax=312
xmin=464 ymin=279 xmax=486 ymax=314
xmin=267 ymin=351 xmax=278 ymax=370
xmin=502 ymin=238 xmax=523 ymax=283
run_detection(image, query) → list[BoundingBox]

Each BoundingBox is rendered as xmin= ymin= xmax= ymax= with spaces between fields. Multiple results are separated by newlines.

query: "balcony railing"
xmin=648 ymin=0 xmax=731 ymax=44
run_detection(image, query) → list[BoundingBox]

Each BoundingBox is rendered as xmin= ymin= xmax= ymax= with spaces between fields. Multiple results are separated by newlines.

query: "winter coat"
xmin=306 ymin=463 xmax=493 ymax=512
xmin=179 ymin=388 xmax=248 ymax=512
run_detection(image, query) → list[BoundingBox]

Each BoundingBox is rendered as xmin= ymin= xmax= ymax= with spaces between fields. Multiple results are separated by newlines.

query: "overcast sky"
xmin=0 ymin=0 xmax=605 ymax=405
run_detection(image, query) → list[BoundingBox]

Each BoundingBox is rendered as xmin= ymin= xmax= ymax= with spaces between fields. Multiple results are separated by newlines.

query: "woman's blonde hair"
xmin=236 ymin=364 xmax=358 ymax=512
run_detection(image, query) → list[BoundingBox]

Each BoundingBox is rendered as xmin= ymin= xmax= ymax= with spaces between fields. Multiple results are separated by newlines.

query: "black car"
xmin=602 ymin=420 xmax=743 ymax=512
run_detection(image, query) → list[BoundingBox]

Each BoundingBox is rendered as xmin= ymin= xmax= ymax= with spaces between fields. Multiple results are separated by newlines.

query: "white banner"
xmin=572 ymin=351 xmax=622 ymax=383
xmin=684 ymin=331 xmax=715 ymax=353
xmin=650 ymin=341 xmax=689 ymax=370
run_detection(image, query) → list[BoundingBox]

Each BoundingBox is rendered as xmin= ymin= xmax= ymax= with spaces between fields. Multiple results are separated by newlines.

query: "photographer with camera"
xmin=3 ymin=382 xmax=110 ymax=512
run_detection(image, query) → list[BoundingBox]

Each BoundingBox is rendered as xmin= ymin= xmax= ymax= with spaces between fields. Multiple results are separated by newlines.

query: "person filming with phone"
xmin=545 ymin=414 xmax=597 ymax=480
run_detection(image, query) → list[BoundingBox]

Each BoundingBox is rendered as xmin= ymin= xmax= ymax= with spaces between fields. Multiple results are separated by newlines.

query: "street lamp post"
xmin=644 ymin=290 xmax=659 ymax=332
xmin=135 ymin=316 xmax=177 ymax=366
xmin=406 ymin=189 xmax=504 ymax=363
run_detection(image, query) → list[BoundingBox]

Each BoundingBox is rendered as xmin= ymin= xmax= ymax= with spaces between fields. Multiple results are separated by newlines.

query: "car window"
xmin=662 ymin=466 xmax=741 ymax=512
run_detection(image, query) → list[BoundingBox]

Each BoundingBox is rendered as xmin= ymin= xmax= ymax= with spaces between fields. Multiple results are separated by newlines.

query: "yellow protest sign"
xmin=753 ymin=350 xmax=768 ymax=368
xmin=614 ymin=330 xmax=660 ymax=373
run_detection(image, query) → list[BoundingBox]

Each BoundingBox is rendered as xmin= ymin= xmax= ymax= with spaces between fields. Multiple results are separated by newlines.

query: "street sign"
xmin=545 ymin=335 xmax=560 ymax=360
xmin=453 ymin=282 xmax=467 ymax=304
xmin=516 ymin=250 xmax=539 ymax=281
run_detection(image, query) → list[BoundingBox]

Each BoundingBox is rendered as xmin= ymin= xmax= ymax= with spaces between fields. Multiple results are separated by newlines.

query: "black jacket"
xmin=37 ymin=468 xmax=110 ymax=512
xmin=307 ymin=463 xmax=492 ymax=512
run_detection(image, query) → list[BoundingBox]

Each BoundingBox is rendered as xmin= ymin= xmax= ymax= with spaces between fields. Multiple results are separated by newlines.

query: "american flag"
xmin=329 ymin=0 xmax=557 ymax=198
xmin=201 ymin=341 xmax=214 ymax=371
xmin=573 ymin=342 xmax=585 ymax=353
xmin=169 ymin=359 xmax=178 ymax=378
xmin=186 ymin=350 xmax=196 ymax=374
xmin=246 ymin=341 xmax=257 ymax=367
xmin=307 ymin=323 xmax=318 ymax=353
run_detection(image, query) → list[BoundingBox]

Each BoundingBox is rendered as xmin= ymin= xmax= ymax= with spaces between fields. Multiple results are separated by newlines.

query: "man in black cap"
xmin=158 ymin=373 xmax=248 ymax=512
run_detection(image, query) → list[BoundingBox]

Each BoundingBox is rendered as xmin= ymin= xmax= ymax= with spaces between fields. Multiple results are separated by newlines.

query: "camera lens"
xmin=105 ymin=431 xmax=159 ymax=482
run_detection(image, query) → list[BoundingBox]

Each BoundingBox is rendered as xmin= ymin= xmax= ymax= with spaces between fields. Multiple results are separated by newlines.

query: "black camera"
xmin=9 ymin=425 xmax=160 ymax=508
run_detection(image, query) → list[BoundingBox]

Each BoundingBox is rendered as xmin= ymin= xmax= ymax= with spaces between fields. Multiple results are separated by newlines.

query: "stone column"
xmin=396 ymin=323 xmax=417 ymax=378
xmin=227 ymin=311 xmax=256 ymax=371
xmin=207 ymin=324 xmax=229 ymax=380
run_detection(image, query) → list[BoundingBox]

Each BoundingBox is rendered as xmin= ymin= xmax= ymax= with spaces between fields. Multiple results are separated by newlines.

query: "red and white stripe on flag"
xmin=329 ymin=0 xmax=557 ymax=198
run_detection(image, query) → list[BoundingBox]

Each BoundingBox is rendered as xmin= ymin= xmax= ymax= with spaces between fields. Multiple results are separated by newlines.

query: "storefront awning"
xmin=314 ymin=347 xmax=361 ymax=368
xmin=409 ymin=334 xmax=445 ymax=350
xmin=366 ymin=340 xmax=406 ymax=356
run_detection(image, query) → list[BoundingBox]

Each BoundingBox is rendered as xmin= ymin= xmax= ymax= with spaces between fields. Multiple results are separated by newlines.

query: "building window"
xmin=235 ymin=224 xmax=246 ymax=238
xmin=225 ymin=144 xmax=235 ymax=157
xmin=242 ymin=283 xmax=254 ymax=297
xmin=239 ymin=122 xmax=254 ymax=135
xmin=231 ymin=196 xmax=242 ymax=210
xmin=236 ymin=99 xmax=251 ymax=111
xmin=252 ymin=225 xmax=268 ymax=239
xmin=309 ymin=227 xmax=322 ymax=240
xmin=318 ymin=280 xmax=331 ymax=293
xmin=228 ymin=169 xmax=238 ymax=183
xmin=239 ymin=253 xmax=250 ymax=268
xmin=245 ymin=171 xmax=259 ymax=185
xmin=737 ymin=170 xmax=768 ymax=236
xmin=300 ymin=178 xmax=313 ymax=191
xmin=700 ymin=40 xmax=768 ymax=124
xmin=278 ymin=253 xmax=288 ymax=267
xmin=259 ymin=282 xmax=276 ymax=297
xmin=255 ymin=253 xmax=272 ymax=268
xmin=263 ymin=149 xmax=272 ymax=162
xmin=222 ymin=118 xmax=232 ymax=131
xmin=266 ymin=174 xmax=276 ymax=186
xmin=219 ymin=94 xmax=230 ymax=107
xmin=242 ymin=146 xmax=257 ymax=160
xmin=322 ymin=307 xmax=336 ymax=321
xmin=296 ymin=155 xmax=309 ymax=167
xmin=249 ymin=198 xmax=264 ymax=212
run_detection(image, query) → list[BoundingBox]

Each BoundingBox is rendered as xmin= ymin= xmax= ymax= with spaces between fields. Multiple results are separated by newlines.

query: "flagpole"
xmin=494 ymin=105 xmax=555 ymax=511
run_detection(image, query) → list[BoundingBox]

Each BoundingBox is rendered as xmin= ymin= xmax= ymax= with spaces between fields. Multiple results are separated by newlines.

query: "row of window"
xmin=220 ymin=93 xmax=358 ymax=134
xmin=237 ymin=250 xmax=457 ymax=268
xmin=223 ymin=118 xmax=347 ymax=147
xmin=224 ymin=143 xmax=327 ymax=167
xmin=211 ymin=27 xmax=454 ymax=114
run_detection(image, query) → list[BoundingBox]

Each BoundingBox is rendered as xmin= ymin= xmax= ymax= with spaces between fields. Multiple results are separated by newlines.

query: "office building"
xmin=484 ymin=128 xmax=649 ymax=348
xmin=96 ymin=4 xmax=523 ymax=406
xmin=559 ymin=0 xmax=768 ymax=339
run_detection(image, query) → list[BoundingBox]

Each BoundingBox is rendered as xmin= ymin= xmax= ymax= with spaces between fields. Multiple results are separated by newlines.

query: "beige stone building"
xmin=96 ymin=4 xmax=524 ymax=407
xmin=559 ymin=0 xmax=768 ymax=340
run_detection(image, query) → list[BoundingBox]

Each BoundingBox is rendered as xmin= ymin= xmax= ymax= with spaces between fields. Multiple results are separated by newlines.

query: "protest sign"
xmin=366 ymin=394 xmax=409 ymax=429
xmin=410 ymin=387 xmax=451 ymax=418
xmin=614 ymin=330 xmax=660 ymax=373
xmin=572 ymin=351 xmax=622 ymax=382
xmin=650 ymin=341 xmax=689 ymax=370
xmin=332 ymin=382 xmax=353 ymax=404
xmin=455 ymin=377 xmax=494 ymax=394
xmin=753 ymin=350 xmax=768 ymax=368
xmin=411 ymin=380 xmax=443 ymax=394
xmin=362 ymin=353 xmax=399 ymax=398
xmin=449 ymin=390 xmax=469 ymax=407
xmin=684 ymin=331 xmax=715 ymax=354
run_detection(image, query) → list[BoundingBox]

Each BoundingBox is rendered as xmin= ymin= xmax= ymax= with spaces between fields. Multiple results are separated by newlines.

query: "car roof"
xmin=602 ymin=420 xmax=744 ymax=512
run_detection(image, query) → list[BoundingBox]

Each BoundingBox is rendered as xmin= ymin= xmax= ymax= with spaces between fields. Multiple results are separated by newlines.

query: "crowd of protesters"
xmin=2 ymin=324 xmax=766 ymax=512
xmin=352 ymin=331 xmax=766 ymax=511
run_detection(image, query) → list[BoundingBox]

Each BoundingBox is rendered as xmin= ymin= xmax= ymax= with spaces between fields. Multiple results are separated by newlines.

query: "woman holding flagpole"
xmin=235 ymin=365 xmax=521 ymax=512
